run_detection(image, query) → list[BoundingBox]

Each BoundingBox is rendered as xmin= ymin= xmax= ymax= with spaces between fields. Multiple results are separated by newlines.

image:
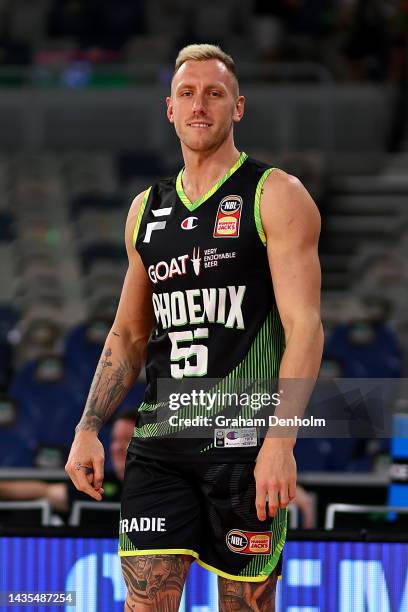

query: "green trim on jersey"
xmin=132 ymin=186 xmax=152 ymax=247
xmin=254 ymin=168 xmax=277 ymax=246
xmin=133 ymin=303 xmax=285 ymax=440
xmin=176 ymin=152 xmax=248 ymax=212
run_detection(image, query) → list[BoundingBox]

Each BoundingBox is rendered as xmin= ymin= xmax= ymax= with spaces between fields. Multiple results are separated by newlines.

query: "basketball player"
xmin=66 ymin=44 xmax=323 ymax=611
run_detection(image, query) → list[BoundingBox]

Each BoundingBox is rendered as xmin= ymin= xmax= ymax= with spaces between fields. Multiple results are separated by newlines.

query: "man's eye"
xmin=181 ymin=91 xmax=192 ymax=96
xmin=210 ymin=91 xmax=221 ymax=97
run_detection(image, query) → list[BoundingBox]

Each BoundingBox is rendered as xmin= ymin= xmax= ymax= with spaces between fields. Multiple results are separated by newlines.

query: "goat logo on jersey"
xmin=213 ymin=195 xmax=242 ymax=238
xmin=191 ymin=247 xmax=201 ymax=276
xmin=148 ymin=247 xmax=202 ymax=284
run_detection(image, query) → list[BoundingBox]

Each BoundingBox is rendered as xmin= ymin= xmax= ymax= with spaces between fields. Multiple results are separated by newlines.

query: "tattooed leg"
xmin=121 ymin=554 xmax=192 ymax=611
xmin=218 ymin=569 xmax=278 ymax=612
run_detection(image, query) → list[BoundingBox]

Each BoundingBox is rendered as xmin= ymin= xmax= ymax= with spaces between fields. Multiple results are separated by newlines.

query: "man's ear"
xmin=166 ymin=96 xmax=174 ymax=123
xmin=233 ymin=95 xmax=245 ymax=124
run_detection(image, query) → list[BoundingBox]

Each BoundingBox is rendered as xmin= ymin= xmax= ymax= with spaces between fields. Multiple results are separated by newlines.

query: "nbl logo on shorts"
xmin=226 ymin=529 xmax=271 ymax=555
xmin=226 ymin=530 xmax=248 ymax=552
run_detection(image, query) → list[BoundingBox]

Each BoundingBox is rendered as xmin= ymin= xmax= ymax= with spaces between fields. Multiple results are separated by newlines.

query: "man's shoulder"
xmin=260 ymin=167 xmax=320 ymax=236
xmin=242 ymin=155 xmax=300 ymax=198
xmin=149 ymin=172 xmax=178 ymax=192
xmin=128 ymin=173 xmax=178 ymax=217
xmin=245 ymin=154 xmax=280 ymax=174
xmin=262 ymin=167 xmax=306 ymax=199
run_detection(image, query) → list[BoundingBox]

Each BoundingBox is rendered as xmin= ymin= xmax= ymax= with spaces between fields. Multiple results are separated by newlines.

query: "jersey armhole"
xmin=132 ymin=186 xmax=152 ymax=248
xmin=254 ymin=168 xmax=278 ymax=246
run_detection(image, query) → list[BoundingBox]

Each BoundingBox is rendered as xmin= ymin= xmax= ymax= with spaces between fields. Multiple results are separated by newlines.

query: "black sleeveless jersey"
xmin=129 ymin=152 xmax=285 ymax=461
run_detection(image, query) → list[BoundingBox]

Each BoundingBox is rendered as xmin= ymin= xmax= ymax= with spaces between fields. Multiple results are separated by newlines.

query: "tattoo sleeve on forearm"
xmin=218 ymin=571 xmax=278 ymax=612
xmin=121 ymin=555 xmax=191 ymax=611
xmin=76 ymin=346 xmax=139 ymax=433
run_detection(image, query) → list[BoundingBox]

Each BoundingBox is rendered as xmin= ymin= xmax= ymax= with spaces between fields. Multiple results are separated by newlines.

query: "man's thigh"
xmin=121 ymin=554 xmax=193 ymax=612
xmin=218 ymin=567 xmax=279 ymax=612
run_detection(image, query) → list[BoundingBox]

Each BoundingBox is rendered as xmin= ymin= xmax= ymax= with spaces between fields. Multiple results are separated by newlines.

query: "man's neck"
xmin=180 ymin=141 xmax=241 ymax=203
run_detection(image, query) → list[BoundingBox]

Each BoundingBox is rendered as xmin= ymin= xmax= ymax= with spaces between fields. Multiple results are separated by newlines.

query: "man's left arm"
xmin=254 ymin=169 xmax=324 ymax=521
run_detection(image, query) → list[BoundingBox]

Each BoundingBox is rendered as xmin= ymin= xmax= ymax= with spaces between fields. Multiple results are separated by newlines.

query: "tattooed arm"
xmin=65 ymin=191 xmax=154 ymax=500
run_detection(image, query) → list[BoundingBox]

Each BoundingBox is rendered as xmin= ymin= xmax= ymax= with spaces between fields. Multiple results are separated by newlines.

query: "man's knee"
xmin=121 ymin=554 xmax=192 ymax=611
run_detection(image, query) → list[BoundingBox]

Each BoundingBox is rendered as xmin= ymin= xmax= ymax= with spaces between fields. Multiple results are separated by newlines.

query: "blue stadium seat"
xmin=64 ymin=320 xmax=145 ymax=404
xmin=9 ymin=356 xmax=83 ymax=454
xmin=294 ymin=437 xmax=358 ymax=472
xmin=64 ymin=320 xmax=108 ymax=396
xmin=0 ymin=426 xmax=35 ymax=467
xmin=324 ymin=322 xmax=402 ymax=378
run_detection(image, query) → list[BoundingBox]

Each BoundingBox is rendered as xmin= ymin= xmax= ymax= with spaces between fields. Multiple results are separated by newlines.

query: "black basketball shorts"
xmin=119 ymin=450 xmax=286 ymax=582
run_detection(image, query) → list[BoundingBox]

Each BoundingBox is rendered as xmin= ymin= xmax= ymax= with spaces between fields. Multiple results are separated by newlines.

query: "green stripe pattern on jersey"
xmin=133 ymin=303 xmax=285 ymax=439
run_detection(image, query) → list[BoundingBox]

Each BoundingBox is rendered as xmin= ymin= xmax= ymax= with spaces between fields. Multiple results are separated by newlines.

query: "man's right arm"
xmin=65 ymin=190 xmax=153 ymax=500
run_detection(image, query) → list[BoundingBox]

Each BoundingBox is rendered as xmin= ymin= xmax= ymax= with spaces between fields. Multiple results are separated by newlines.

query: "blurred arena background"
xmin=0 ymin=1 xmax=408 ymax=609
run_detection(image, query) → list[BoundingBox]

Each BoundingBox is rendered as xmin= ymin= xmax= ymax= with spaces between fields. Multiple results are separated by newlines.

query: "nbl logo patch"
xmin=226 ymin=530 xmax=248 ymax=553
xmin=226 ymin=529 xmax=271 ymax=555
xmin=213 ymin=195 xmax=242 ymax=238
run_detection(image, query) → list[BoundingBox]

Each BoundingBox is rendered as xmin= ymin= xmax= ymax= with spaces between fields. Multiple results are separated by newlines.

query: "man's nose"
xmin=192 ymin=93 xmax=206 ymax=113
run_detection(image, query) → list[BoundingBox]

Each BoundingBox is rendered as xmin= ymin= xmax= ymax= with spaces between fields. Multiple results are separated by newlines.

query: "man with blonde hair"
xmin=66 ymin=43 xmax=323 ymax=610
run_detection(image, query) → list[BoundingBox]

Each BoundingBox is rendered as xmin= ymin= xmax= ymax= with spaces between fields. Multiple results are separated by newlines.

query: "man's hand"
xmin=254 ymin=439 xmax=297 ymax=521
xmin=65 ymin=431 xmax=105 ymax=501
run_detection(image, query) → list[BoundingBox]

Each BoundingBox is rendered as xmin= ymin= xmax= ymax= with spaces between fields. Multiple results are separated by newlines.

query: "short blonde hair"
xmin=174 ymin=44 xmax=238 ymax=94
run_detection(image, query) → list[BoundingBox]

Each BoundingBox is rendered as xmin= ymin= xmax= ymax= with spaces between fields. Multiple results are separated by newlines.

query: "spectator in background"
xmin=340 ymin=0 xmax=391 ymax=80
xmin=254 ymin=0 xmax=339 ymax=64
xmin=0 ymin=409 xmax=136 ymax=515
xmin=252 ymin=0 xmax=286 ymax=61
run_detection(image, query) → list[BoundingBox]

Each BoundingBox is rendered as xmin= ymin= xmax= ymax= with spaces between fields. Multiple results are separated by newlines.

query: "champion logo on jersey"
xmin=181 ymin=216 xmax=198 ymax=230
xmin=213 ymin=195 xmax=242 ymax=238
